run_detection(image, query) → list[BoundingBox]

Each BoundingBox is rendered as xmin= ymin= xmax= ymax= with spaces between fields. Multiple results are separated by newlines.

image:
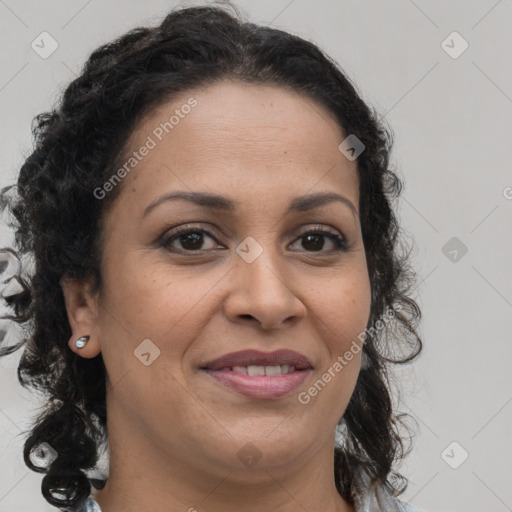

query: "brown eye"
xmin=158 ymin=225 xmax=348 ymax=255
xmin=290 ymin=229 xmax=348 ymax=253
xmin=161 ymin=226 xmax=222 ymax=252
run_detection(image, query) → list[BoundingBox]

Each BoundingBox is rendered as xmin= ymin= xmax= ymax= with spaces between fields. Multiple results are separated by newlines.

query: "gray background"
xmin=1 ymin=1 xmax=511 ymax=511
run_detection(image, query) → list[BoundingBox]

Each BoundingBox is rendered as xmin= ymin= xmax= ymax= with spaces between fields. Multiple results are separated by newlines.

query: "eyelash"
xmin=159 ymin=224 xmax=349 ymax=254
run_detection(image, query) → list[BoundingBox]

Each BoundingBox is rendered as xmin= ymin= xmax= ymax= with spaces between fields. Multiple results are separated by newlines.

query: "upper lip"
xmin=201 ymin=349 xmax=313 ymax=370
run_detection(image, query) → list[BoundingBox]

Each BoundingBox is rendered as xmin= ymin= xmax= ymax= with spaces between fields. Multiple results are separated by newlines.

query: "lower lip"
xmin=202 ymin=368 xmax=312 ymax=399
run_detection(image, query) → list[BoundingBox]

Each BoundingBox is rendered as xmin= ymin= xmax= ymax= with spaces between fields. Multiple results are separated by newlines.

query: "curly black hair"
xmin=0 ymin=2 xmax=422 ymax=510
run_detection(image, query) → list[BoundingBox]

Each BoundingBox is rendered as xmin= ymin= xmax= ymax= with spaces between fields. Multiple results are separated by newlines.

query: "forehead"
xmin=112 ymin=79 xmax=359 ymax=213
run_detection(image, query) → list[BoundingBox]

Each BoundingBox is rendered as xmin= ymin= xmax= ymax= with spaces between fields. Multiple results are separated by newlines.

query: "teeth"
xmin=263 ymin=365 xmax=282 ymax=376
xmin=228 ymin=365 xmax=296 ymax=376
xmin=247 ymin=365 xmax=266 ymax=376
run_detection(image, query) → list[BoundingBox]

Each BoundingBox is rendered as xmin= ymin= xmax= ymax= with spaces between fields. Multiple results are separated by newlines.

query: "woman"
xmin=0 ymin=3 xmax=424 ymax=512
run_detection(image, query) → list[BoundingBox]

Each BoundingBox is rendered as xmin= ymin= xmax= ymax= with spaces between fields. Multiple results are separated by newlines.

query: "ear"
xmin=60 ymin=276 xmax=101 ymax=359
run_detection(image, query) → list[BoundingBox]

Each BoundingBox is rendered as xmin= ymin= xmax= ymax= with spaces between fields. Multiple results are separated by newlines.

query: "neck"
xmin=93 ymin=427 xmax=354 ymax=512
xmin=93 ymin=386 xmax=355 ymax=512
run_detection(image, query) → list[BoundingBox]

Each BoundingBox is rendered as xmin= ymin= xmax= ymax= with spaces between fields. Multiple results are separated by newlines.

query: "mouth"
xmin=201 ymin=349 xmax=313 ymax=371
xmin=204 ymin=364 xmax=301 ymax=376
xmin=200 ymin=349 xmax=313 ymax=399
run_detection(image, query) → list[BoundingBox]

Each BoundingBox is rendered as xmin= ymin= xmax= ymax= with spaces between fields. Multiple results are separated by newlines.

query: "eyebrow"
xmin=143 ymin=191 xmax=358 ymax=218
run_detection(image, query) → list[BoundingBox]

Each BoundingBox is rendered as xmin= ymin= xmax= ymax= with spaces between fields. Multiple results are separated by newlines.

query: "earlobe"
xmin=60 ymin=276 xmax=101 ymax=358
xmin=74 ymin=335 xmax=90 ymax=349
xmin=68 ymin=334 xmax=100 ymax=358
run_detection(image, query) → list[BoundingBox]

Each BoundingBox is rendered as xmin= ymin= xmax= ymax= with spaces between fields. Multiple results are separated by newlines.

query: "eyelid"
xmin=294 ymin=224 xmax=343 ymax=238
xmin=159 ymin=223 xmax=225 ymax=249
xmin=161 ymin=222 xmax=345 ymax=241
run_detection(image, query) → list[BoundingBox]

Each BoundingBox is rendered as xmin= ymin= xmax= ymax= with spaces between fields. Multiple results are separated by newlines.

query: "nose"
xmin=223 ymin=247 xmax=306 ymax=331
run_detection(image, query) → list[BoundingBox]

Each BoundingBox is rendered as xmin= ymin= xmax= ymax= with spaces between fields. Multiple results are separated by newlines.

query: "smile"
xmin=202 ymin=367 xmax=312 ymax=399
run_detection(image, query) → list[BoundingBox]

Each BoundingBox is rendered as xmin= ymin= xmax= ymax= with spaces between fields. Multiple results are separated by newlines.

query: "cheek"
xmin=98 ymin=262 xmax=223 ymax=381
xmin=102 ymin=255 xmax=208 ymax=334
xmin=307 ymin=277 xmax=370 ymax=411
xmin=310 ymin=272 xmax=372 ymax=339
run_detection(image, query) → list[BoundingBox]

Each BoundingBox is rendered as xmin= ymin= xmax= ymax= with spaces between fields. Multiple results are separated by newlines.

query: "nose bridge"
xmin=236 ymin=234 xmax=287 ymax=291
xmin=225 ymin=235 xmax=304 ymax=329
xmin=233 ymin=209 xmax=302 ymax=279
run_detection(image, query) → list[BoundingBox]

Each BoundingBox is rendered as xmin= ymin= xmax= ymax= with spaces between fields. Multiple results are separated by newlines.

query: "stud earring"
xmin=74 ymin=335 xmax=90 ymax=349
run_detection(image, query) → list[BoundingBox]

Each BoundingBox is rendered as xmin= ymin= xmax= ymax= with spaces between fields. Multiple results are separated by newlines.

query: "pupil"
xmin=303 ymin=234 xmax=323 ymax=251
xmin=181 ymin=232 xmax=203 ymax=250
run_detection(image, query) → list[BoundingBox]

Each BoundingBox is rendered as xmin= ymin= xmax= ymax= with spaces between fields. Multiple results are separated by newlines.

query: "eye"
xmin=159 ymin=224 xmax=349 ymax=254
xmin=289 ymin=228 xmax=348 ymax=253
xmin=160 ymin=225 xmax=223 ymax=253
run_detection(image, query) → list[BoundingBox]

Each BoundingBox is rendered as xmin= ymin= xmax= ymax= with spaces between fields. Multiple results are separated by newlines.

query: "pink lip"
xmin=201 ymin=349 xmax=313 ymax=371
xmin=202 ymin=368 xmax=312 ymax=399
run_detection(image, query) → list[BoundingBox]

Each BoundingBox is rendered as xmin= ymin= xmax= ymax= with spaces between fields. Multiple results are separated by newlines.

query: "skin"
xmin=61 ymin=79 xmax=372 ymax=512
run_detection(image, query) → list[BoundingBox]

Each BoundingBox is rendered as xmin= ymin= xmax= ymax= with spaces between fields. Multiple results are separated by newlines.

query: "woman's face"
xmin=73 ymin=79 xmax=371 ymax=481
